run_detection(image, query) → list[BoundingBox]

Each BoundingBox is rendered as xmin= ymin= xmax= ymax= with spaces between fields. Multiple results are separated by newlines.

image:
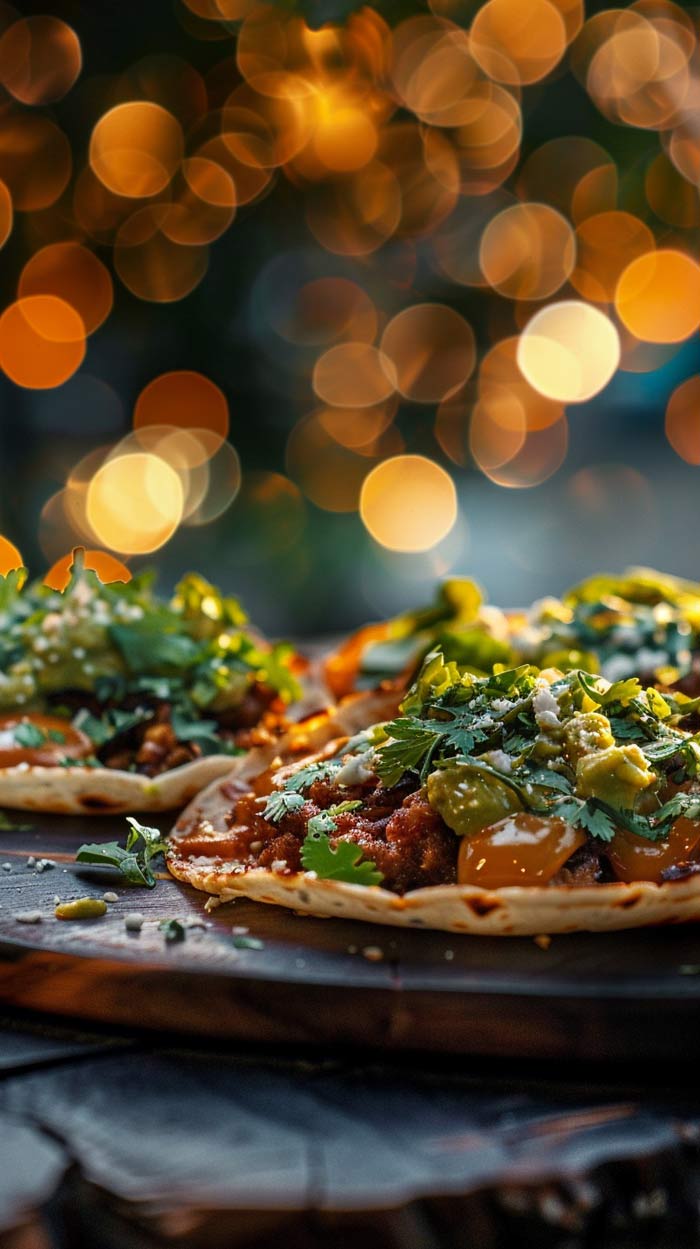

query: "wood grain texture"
xmin=1 ymin=1038 xmax=700 ymax=1248
xmin=2 ymin=812 xmax=700 ymax=1058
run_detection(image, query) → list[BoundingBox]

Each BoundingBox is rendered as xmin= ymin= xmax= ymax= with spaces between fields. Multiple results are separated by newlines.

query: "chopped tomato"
xmin=0 ymin=714 xmax=92 ymax=768
xmin=457 ymin=812 xmax=586 ymax=888
xmin=607 ymin=819 xmax=700 ymax=883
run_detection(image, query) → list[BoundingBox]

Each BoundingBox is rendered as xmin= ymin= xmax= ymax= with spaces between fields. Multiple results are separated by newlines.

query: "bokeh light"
xmin=19 ymin=243 xmax=113 ymax=335
xmin=615 ymin=250 xmax=700 ymax=343
xmin=313 ymin=342 xmax=396 ymax=408
xmin=665 ymin=376 xmax=700 ymax=466
xmin=517 ymin=301 xmax=620 ymax=403
xmin=0 ymin=535 xmax=23 ymax=575
xmin=86 ymin=452 xmax=184 ymax=555
xmin=89 ymin=102 xmax=184 ymax=199
xmin=470 ymin=0 xmax=568 ymax=85
xmin=133 ymin=370 xmax=229 ymax=463
xmin=360 ymin=455 xmax=458 ymax=552
xmin=0 ymin=115 xmax=71 ymax=211
xmin=380 ymin=303 xmax=476 ymax=403
xmin=0 ymin=296 xmax=85 ymax=389
xmin=0 ymin=16 xmax=81 ymax=105
xmin=571 ymin=212 xmax=655 ymax=303
xmin=479 ymin=202 xmax=576 ymax=300
xmin=44 ymin=549 xmax=132 ymax=592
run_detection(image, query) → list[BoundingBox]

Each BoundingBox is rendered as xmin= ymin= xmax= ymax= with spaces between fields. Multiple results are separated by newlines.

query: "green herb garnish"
xmin=76 ymin=816 xmax=168 ymax=888
xmin=263 ymin=791 xmax=305 ymax=823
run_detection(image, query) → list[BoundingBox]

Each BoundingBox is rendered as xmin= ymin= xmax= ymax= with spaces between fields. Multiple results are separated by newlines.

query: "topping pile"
xmin=0 ymin=556 xmax=300 ymax=776
xmin=217 ymin=650 xmax=700 ymax=893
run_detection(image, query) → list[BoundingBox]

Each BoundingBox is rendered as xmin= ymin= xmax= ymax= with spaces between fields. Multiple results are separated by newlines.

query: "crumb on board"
xmin=362 ymin=945 xmax=384 ymax=962
xmin=2 ymin=863 xmax=11 ymax=872
xmin=534 ymin=934 xmax=552 ymax=951
xmin=124 ymin=912 xmax=144 ymax=932
xmin=232 ymin=925 xmax=249 ymax=936
xmin=26 ymin=857 xmax=35 ymax=869
xmin=55 ymin=898 xmax=107 ymax=921
xmin=444 ymin=949 xmax=455 ymax=961
xmin=204 ymin=896 xmax=222 ymax=912
xmin=14 ymin=910 xmax=42 ymax=924
xmin=103 ymin=892 xmax=119 ymax=903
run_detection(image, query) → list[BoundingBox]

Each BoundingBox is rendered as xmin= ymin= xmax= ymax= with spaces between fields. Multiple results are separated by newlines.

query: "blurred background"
xmin=0 ymin=0 xmax=699 ymax=636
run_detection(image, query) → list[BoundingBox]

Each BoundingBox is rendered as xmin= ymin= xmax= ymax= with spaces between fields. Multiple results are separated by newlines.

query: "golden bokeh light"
xmin=134 ymin=370 xmax=229 ymax=464
xmin=313 ymin=104 xmax=378 ymax=173
xmin=273 ymin=277 xmax=378 ymax=348
xmin=86 ymin=452 xmax=184 ymax=554
xmin=0 ymin=534 xmax=22 ymax=575
xmin=0 ymin=115 xmax=71 ymax=211
xmin=479 ymin=202 xmax=576 ymax=300
xmin=181 ymin=439 xmax=241 ymax=526
xmin=479 ymin=337 xmax=564 ymax=431
xmin=0 ymin=16 xmax=81 ymax=105
xmin=516 ymin=136 xmax=616 ymax=221
xmin=0 ymin=296 xmax=85 ymax=390
xmin=380 ymin=303 xmax=476 ymax=404
xmin=44 ymin=549 xmax=132 ymax=592
xmin=665 ymin=376 xmax=700 ymax=466
xmin=19 ymin=243 xmax=113 ymax=336
xmin=433 ymin=190 xmax=515 ymax=287
xmin=360 ymin=455 xmax=458 ymax=552
xmin=424 ymin=84 xmax=522 ymax=196
xmin=470 ymin=0 xmax=568 ymax=85
xmin=470 ymin=395 xmax=526 ymax=471
xmin=379 ymin=123 xmax=458 ymax=236
xmin=478 ymin=414 xmax=569 ymax=487
xmin=0 ymin=179 xmax=12 ymax=250
xmin=160 ymin=156 xmax=236 ymax=245
xmin=317 ymin=396 xmax=397 ymax=450
xmin=89 ymin=102 xmax=184 ymax=199
xmin=615 ymin=249 xmax=700 ymax=343
xmin=114 ymin=205 xmax=208 ymax=302
xmin=305 ymin=162 xmax=402 ymax=255
xmin=571 ymin=211 xmax=655 ymax=303
xmin=313 ymin=342 xmax=396 ymax=409
xmin=517 ymin=301 xmax=620 ymax=403
xmin=287 ymin=413 xmax=375 ymax=512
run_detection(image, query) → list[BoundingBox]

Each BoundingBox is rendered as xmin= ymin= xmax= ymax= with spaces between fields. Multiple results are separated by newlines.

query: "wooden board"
xmin=2 ymin=810 xmax=700 ymax=1059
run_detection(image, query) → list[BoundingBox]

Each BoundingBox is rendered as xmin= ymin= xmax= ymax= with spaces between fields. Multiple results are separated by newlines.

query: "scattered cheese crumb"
xmin=271 ymin=859 xmax=287 ymax=872
xmin=232 ymin=925 xmax=249 ymax=935
xmin=26 ymin=856 xmax=35 ymax=868
xmin=124 ymin=912 xmax=144 ymax=931
xmin=103 ymin=892 xmax=119 ymax=903
xmin=444 ymin=949 xmax=455 ymax=961
xmin=204 ymin=896 xmax=221 ymax=912
xmin=362 ymin=945 xmax=384 ymax=962
xmin=186 ymin=917 xmax=207 ymax=929
xmin=53 ymin=895 xmax=60 ymax=906
xmin=14 ymin=910 xmax=42 ymax=924
xmin=2 ymin=863 xmax=11 ymax=872
xmin=532 ymin=681 xmax=561 ymax=732
xmin=534 ymin=934 xmax=551 ymax=950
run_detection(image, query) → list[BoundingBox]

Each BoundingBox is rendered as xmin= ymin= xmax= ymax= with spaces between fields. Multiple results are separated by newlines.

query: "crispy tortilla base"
xmin=169 ymin=708 xmax=700 ymax=935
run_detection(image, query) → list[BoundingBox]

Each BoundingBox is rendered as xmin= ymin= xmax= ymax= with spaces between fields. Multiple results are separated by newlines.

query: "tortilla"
xmin=167 ymin=727 xmax=700 ymax=935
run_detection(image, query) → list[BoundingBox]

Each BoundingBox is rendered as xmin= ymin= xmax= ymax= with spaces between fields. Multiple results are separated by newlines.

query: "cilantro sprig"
xmin=76 ymin=816 xmax=168 ymax=888
xmin=301 ymin=803 xmax=383 ymax=885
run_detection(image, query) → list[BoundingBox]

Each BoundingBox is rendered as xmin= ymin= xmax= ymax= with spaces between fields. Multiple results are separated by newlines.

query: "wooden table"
xmin=1 ymin=812 xmax=700 ymax=1248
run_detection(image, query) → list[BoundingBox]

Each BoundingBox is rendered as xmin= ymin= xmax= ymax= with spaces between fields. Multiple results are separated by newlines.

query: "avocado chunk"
xmin=427 ymin=761 xmax=522 ymax=837
xmin=576 ymin=743 xmax=655 ymax=809
xmin=564 ymin=712 xmax=615 ymax=764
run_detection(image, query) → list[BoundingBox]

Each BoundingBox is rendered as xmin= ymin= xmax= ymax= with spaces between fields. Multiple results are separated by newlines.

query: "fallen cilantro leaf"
xmin=159 ymin=918 xmax=186 ymax=943
xmin=263 ymin=791 xmax=305 ymax=823
xmin=76 ymin=816 xmax=168 ymax=888
xmin=233 ymin=935 xmax=264 ymax=950
xmin=13 ymin=722 xmax=47 ymax=749
xmin=306 ymin=801 xmax=361 ymax=837
xmin=301 ymin=827 xmax=383 ymax=885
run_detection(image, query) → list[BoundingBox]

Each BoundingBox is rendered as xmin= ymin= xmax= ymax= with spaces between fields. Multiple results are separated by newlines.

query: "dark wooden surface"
xmin=1 ymin=811 xmax=700 ymax=1062
xmin=0 ymin=811 xmax=700 ymax=1244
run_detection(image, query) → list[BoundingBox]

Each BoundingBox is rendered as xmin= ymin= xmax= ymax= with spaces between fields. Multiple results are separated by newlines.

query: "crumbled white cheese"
xmin=26 ymin=856 xmax=35 ymax=868
xmin=480 ymin=749 xmax=513 ymax=773
xmin=362 ymin=945 xmax=384 ymax=962
xmin=124 ymin=912 xmax=144 ymax=931
xmin=2 ymin=863 xmax=11 ymax=872
xmin=103 ymin=891 xmax=119 ymax=903
xmin=335 ymin=748 xmax=376 ymax=787
xmin=271 ymin=859 xmax=287 ymax=872
xmin=532 ymin=680 xmax=561 ymax=731
xmin=491 ymin=698 xmax=514 ymax=715
xmin=14 ymin=910 xmax=42 ymax=924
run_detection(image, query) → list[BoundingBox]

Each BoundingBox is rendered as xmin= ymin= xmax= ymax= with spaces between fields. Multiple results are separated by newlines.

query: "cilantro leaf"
xmin=263 ymin=791 xmax=305 ymax=823
xmin=159 ymin=918 xmax=186 ymax=943
xmin=110 ymin=621 xmax=202 ymax=674
xmin=374 ymin=718 xmax=441 ymax=787
xmin=527 ymin=768 xmax=573 ymax=795
xmin=13 ymin=722 xmax=47 ymax=748
xmin=552 ymin=797 xmax=617 ymax=842
xmin=306 ymin=801 xmax=362 ymax=836
xmin=285 ymin=760 xmax=339 ymax=793
xmin=76 ymin=816 xmax=168 ymax=888
xmin=301 ymin=827 xmax=383 ymax=886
